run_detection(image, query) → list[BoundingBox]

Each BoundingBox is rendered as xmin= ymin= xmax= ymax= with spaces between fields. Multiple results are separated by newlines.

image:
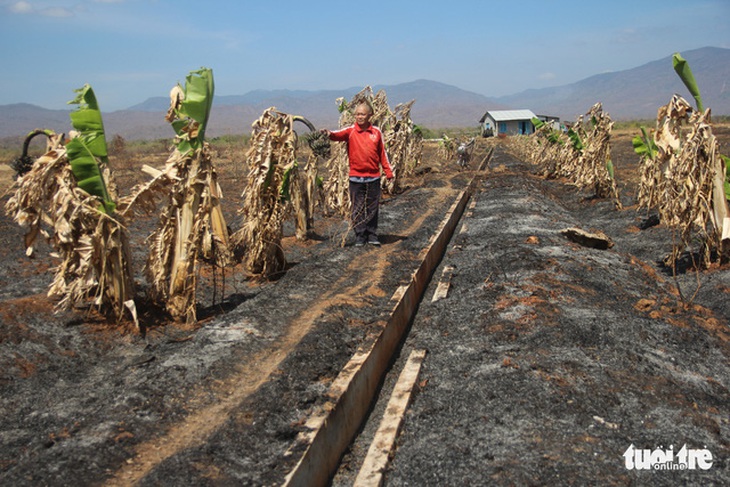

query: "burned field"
xmin=383 ymin=147 xmax=730 ymax=486
xmin=1 ymin=130 xmax=730 ymax=485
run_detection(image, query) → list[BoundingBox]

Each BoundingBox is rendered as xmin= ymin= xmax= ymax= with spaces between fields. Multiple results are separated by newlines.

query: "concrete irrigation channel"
xmin=2 ymin=142 xmax=729 ymax=486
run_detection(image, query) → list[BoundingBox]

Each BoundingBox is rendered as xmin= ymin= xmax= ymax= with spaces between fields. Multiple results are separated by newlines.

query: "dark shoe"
xmin=355 ymin=238 xmax=366 ymax=247
xmin=368 ymin=237 xmax=381 ymax=246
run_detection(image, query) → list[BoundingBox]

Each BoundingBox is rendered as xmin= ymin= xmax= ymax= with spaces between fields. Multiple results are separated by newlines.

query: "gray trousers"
xmin=349 ymin=179 xmax=381 ymax=241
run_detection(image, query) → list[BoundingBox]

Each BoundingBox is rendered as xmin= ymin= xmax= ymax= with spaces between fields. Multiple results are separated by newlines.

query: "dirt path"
xmin=107 ymin=254 xmax=389 ymax=485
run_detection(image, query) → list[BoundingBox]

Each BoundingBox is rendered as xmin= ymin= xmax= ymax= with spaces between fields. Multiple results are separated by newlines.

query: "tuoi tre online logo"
xmin=624 ymin=444 xmax=713 ymax=471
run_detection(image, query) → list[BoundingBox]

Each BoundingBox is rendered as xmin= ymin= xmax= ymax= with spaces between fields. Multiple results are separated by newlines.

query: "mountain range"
xmin=1 ymin=47 xmax=728 ymax=141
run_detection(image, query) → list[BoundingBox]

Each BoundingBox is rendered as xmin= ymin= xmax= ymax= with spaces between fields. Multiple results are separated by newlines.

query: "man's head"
xmin=354 ymin=102 xmax=373 ymax=129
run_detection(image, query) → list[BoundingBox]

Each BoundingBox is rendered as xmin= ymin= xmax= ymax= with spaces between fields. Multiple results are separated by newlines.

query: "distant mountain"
xmin=127 ymin=88 xmax=340 ymax=112
xmin=124 ymin=80 xmax=500 ymax=136
xmin=494 ymin=46 xmax=730 ymax=121
xmin=1 ymin=47 xmax=727 ymax=141
xmin=0 ymin=103 xmax=72 ymax=139
xmin=381 ymin=80 xmax=508 ymax=129
xmin=1 ymin=81 xmax=499 ymax=141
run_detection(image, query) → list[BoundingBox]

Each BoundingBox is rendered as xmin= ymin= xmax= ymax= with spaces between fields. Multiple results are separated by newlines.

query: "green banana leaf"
xmin=632 ymin=127 xmax=658 ymax=159
xmin=67 ymin=85 xmax=116 ymax=214
xmin=279 ymin=163 xmax=297 ymax=203
xmin=547 ymin=132 xmax=562 ymax=145
xmin=567 ymin=129 xmax=583 ymax=152
xmin=673 ymin=53 xmax=704 ymax=112
xmin=170 ymin=67 xmax=215 ymax=154
xmin=532 ymin=117 xmax=562 ymax=145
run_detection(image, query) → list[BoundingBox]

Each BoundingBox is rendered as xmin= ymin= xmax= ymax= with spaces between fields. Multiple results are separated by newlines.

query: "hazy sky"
xmin=1 ymin=0 xmax=728 ymax=111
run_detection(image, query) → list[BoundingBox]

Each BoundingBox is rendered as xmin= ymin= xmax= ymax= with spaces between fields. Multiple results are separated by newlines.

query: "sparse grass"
xmin=209 ymin=133 xmax=251 ymax=148
xmin=613 ymin=119 xmax=658 ymax=131
xmin=122 ymin=137 xmax=172 ymax=154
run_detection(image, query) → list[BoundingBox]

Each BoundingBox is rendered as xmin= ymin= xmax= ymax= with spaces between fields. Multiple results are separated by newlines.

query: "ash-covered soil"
xmin=1 ymin=129 xmax=730 ymax=486
xmin=0 ymin=139 xmax=475 ymax=485
xmin=383 ymin=147 xmax=730 ymax=486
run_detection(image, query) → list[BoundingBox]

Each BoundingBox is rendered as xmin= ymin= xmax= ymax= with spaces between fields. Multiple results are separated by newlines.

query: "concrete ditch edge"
xmin=282 ymin=149 xmax=492 ymax=487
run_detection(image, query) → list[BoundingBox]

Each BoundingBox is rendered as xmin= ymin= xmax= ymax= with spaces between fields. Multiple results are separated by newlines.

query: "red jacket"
xmin=329 ymin=123 xmax=394 ymax=179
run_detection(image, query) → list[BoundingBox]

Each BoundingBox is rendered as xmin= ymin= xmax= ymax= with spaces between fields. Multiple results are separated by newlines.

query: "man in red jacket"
xmin=322 ymin=102 xmax=394 ymax=246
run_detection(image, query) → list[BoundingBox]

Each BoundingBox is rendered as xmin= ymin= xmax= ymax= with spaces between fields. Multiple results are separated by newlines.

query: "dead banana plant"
xmin=232 ymin=108 xmax=313 ymax=277
xmin=292 ymin=116 xmax=328 ymax=240
xmin=635 ymin=53 xmax=730 ymax=271
xmin=527 ymin=121 xmax=563 ymax=176
xmin=386 ymin=100 xmax=423 ymax=181
xmin=301 ymin=130 xmax=329 ymax=232
xmin=572 ymin=104 xmax=621 ymax=208
xmin=635 ymin=95 xmax=728 ymax=268
xmin=5 ymin=86 xmax=135 ymax=324
xmin=437 ymin=134 xmax=458 ymax=161
xmin=527 ymin=104 xmax=621 ymax=208
xmin=124 ymin=68 xmax=231 ymax=323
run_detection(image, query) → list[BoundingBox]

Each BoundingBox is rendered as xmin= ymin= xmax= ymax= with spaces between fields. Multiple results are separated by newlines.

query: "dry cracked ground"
xmin=1 ymin=131 xmax=729 ymax=486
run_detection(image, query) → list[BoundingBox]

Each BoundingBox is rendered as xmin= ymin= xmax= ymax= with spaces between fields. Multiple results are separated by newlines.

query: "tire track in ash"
xmin=106 ymin=183 xmax=460 ymax=486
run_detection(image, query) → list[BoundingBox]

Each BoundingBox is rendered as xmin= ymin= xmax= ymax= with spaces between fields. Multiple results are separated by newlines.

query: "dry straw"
xmin=637 ymin=95 xmax=728 ymax=269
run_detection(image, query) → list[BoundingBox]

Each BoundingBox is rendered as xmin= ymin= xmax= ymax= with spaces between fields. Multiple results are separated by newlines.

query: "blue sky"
xmin=1 ymin=0 xmax=728 ymax=111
